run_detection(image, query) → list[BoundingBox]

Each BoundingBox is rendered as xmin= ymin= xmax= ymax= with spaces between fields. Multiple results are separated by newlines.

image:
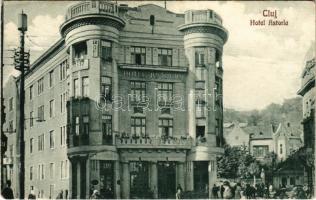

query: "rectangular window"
xmin=159 ymin=118 xmax=173 ymax=137
xmin=59 ymin=60 xmax=67 ymax=81
xmin=131 ymin=47 xmax=146 ymax=65
xmin=101 ymin=77 xmax=112 ymax=102
xmin=65 ymin=160 xmax=68 ymax=178
xmin=75 ymin=117 xmax=79 ymax=136
xmin=131 ymin=117 xmax=146 ymax=137
xmin=49 ymin=130 xmax=55 ymax=149
xmin=8 ymin=121 xmax=13 ymax=132
xmin=73 ymin=41 xmax=87 ymax=59
xmin=253 ymin=145 xmax=269 ymax=157
xmin=60 ymin=94 xmax=63 ymax=113
xmin=49 ymin=70 xmax=54 ymax=87
xmin=49 ymin=100 xmax=55 ymax=118
xmin=30 ymin=138 xmax=33 ymax=153
xmin=130 ymin=81 xmax=146 ymax=102
xmin=41 ymin=164 xmax=44 ymax=180
xmin=196 ymin=103 xmax=206 ymax=118
xmin=82 ymin=77 xmax=89 ymax=97
xmin=60 ymin=126 xmax=66 ymax=146
xmin=157 ymin=83 xmax=173 ymax=103
xmin=30 ymin=85 xmax=33 ymax=100
xmin=9 ymin=97 xmax=13 ymax=111
xmin=102 ymin=115 xmax=112 ymax=145
xmin=49 ymin=163 xmax=54 ymax=179
xmin=101 ymin=40 xmax=112 ymax=60
xmin=74 ymin=79 xmax=79 ymax=97
xmin=38 ymin=134 xmax=44 ymax=151
xmin=30 ymin=166 xmax=33 ymax=181
xmin=158 ymin=48 xmax=172 ymax=66
xmin=30 ymin=111 xmax=34 ymax=127
xmin=38 ymin=105 xmax=44 ymax=121
xmin=38 ymin=77 xmax=44 ymax=95
xmin=195 ymin=52 xmax=205 ymax=65
xmin=61 ymin=161 xmax=64 ymax=179
xmin=83 ymin=116 xmax=89 ymax=135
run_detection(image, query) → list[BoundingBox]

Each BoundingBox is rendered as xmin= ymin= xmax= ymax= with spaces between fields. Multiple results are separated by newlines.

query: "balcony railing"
xmin=184 ymin=10 xmax=222 ymax=25
xmin=66 ymin=1 xmax=118 ymax=20
xmin=72 ymin=58 xmax=89 ymax=71
xmin=115 ymin=135 xmax=192 ymax=149
xmin=3 ymin=157 xmax=13 ymax=165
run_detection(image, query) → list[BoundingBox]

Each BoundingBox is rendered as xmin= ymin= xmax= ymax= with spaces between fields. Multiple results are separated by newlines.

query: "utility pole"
xmin=0 ymin=0 xmax=4 ymax=191
xmin=14 ymin=11 xmax=29 ymax=199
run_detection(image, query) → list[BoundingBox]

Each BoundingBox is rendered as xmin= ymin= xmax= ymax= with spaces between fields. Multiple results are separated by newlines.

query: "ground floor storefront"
xmin=68 ymin=149 xmax=218 ymax=199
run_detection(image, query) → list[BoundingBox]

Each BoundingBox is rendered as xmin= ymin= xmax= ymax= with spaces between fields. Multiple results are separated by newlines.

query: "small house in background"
xmin=248 ymin=122 xmax=303 ymax=161
xmin=223 ymin=122 xmax=249 ymax=148
xmin=273 ymin=150 xmax=305 ymax=189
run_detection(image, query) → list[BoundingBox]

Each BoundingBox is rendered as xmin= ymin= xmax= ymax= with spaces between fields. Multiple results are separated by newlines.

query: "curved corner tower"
xmin=59 ymin=1 xmax=125 ymax=199
xmin=178 ymin=10 xmax=228 ymax=196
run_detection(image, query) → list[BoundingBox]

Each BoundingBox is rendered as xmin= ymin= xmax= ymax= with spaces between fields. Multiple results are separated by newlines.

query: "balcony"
xmin=3 ymin=157 xmax=13 ymax=165
xmin=65 ymin=1 xmax=118 ymax=21
xmin=72 ymin=58 xmax=89 ymax=71
xmin=184 ymin=10 xmax=222 ymax=25
xmin=115 ymin=135 xmax=193 ymax=149
xmin=119 ymin=63 xmax=188 ymax=73
xmin=60 ymin=1 xmax=125 ymax=37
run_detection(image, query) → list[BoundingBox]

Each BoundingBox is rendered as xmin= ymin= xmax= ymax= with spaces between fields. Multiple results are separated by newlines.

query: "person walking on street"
xmin=176 ymin=184 xmax=183 ymax=199
xmin=28 ymin=189 xmax=36 ymax=199
xmin=234 ymin=183 xmax=242 ymax=199
xmin=212 ymin=184 xmax=219 ymax=198
xmin=244 ymin=184 xmax=252 ymax=199
xmin=90 ymin=190 xmax=100 ymax=199
xmin=220 ymin=183 xmax=225 ymax=198
xmin=1 ymin=180 xmax=14 ymax=199
xmin=223 ymin=181 xmax=233 ymax=199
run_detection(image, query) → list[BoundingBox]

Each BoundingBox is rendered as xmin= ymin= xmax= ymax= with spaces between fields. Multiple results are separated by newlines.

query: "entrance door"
xmin=130 ymin=162 xmax=150 ymax=198
xmin=194 ymin=161 xmax=208 ymax=196
xmin=158 ymin=162 xmax=176 ymax=198
xmin=100 ymin=161 xmax=114 ymax=199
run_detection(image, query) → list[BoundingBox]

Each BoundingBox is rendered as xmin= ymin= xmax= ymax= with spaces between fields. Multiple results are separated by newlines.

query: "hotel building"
xmin=2 ymin=1 xmax=228 ymax=198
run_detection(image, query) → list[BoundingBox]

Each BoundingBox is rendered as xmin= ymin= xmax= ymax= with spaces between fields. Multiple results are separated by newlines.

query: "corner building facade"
xmin=4 ymin=1 xmax=228 ymax=199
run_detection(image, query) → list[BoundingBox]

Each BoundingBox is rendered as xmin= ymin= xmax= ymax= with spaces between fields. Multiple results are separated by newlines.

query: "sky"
xmin=2 ymin=1 xmax=315 ymax=111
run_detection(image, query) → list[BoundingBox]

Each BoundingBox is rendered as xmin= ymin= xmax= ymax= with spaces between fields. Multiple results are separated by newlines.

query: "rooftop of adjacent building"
xmin=298 ymin=43 xmax=315 ymax=96
xmin=224 ymin=121 xmax=302 ymax=141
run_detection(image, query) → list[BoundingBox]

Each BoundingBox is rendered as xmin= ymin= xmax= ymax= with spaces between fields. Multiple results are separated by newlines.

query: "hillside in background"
xmin=224 ymin=97 xmax=303 ymax=129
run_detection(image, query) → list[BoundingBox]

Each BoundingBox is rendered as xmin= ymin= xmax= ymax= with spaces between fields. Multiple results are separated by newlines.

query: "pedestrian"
xmin=90 ymin=189 xmax=100 ymax=199
xmin=234 ymin=183 xmax=242 ymax=199
xmin=56 ymin=190 xmax=63 ymax=199
xmin=220 ymin=183 xmax=225 ymax=198
xmin=223 ymin=181 xmax=233 ymax=199
xmin=28 ymin=189 xmax=36 ymax=199
xmin=176 ymin=184 xmax=183 ymax=199
xmin=1 ymin=180 xmax=14 ymax=199
xmin=250 ymin=184 xmax=256 ymax=198
xmin=244 ymin=184 xmax=251 ymax=199
xmin=212 ymin=184 xmax=219 ymax=198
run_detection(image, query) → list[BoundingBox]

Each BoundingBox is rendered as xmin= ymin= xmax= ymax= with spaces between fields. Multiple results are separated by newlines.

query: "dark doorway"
xmin=130 ymin=162 xmax=150 ymax=199
xmin=99 ymin=161 xmax=114 ymax=199
xmin=158 ymin=162 xmax=176 ymax=198
xmin=194 ymin=161 xmax=208 ymax=194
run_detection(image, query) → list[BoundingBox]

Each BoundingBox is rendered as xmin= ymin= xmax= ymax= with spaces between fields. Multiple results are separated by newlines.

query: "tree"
xmin=217 ymin=145 xmax=257 ymax=180
xmin=248 ymin=162 xmax=260 ymax=185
